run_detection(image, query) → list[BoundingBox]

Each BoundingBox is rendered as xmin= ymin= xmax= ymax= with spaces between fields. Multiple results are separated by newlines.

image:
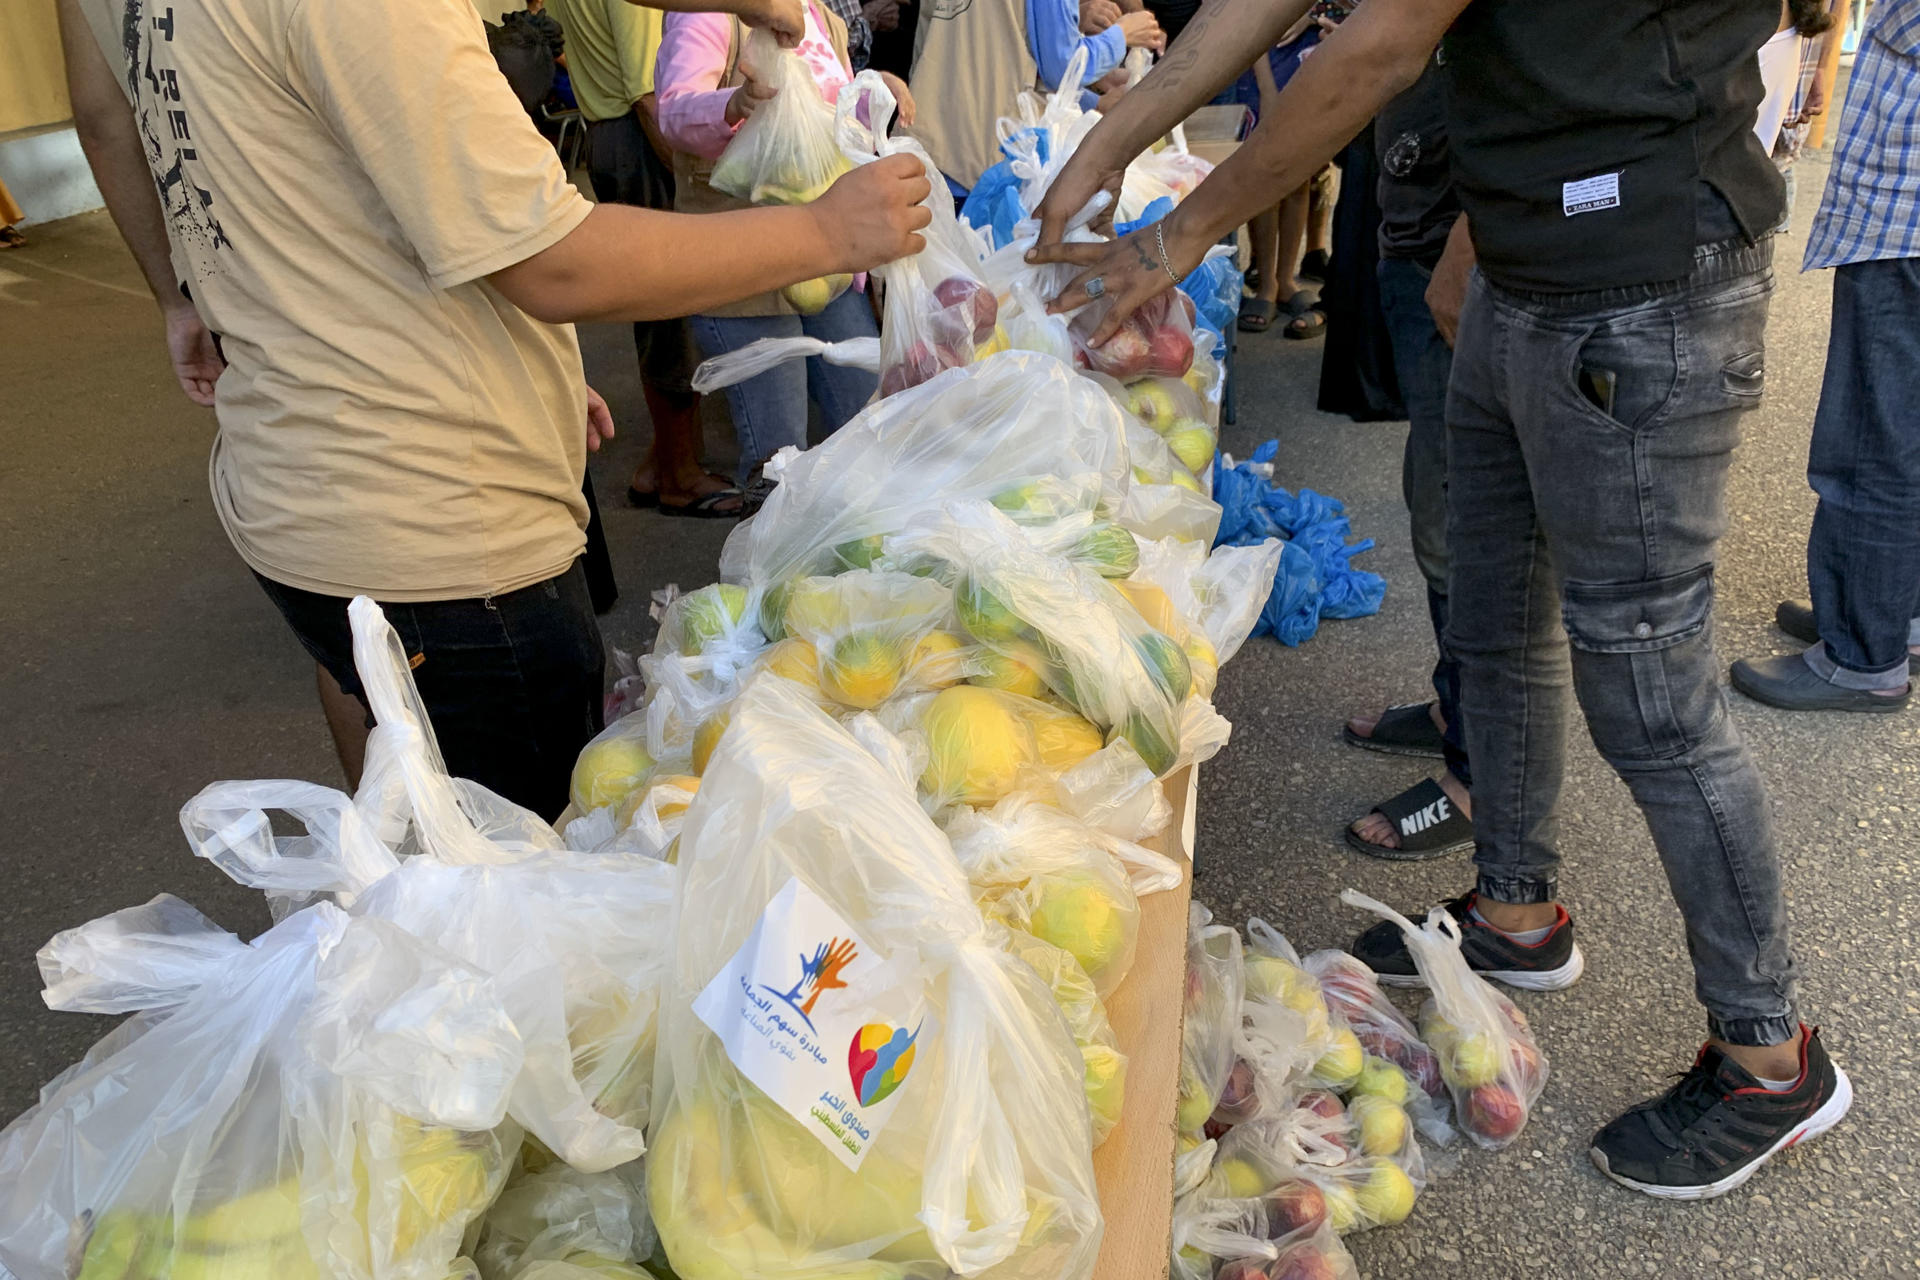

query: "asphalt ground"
xmin=2 ymin=142 xmax=1915 ymax=1277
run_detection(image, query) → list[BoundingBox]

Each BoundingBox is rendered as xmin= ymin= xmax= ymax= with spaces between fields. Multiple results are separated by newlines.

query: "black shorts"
xmin=255 ymin=562 xmax=605 ymax=822
xmin=585 ymin=113 xmax=702 ymax=395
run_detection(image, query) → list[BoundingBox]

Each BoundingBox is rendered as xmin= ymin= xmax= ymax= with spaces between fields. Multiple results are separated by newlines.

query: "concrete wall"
xmin=1 ymin=126 xmax=104 ymax=225
xmin=0 ymin=0 xmax=102 ymax=225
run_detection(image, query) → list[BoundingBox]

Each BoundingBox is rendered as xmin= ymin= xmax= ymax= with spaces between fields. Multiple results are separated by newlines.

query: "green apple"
xmin=1311 ymin=1026 xmax=1364 ymax=1091
xmin=1347 ymin=1094 xmax=1411 ymax=1157
xmin=1026 ymin=871 xmax=1134 ymax=991
xmin=571 ymin=732 xmax=655 ymax=813
xmin=1216 ymin=1156 xmax=1274 ymax=1199
xmin=1351 ymin=1056 xmax=1412 ymax=1106
xmin=1164 ymin=425 xmax=1216 ymax=475
xmin=677 ymin=583 xmax=748 ymax=656
xmin=1354 ymin=1158 xmax=1417 ymax=1227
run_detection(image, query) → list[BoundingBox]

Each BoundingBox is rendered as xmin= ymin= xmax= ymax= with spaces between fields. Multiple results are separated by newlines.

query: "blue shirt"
xmin=1804 ymin=0 xmax=1920 ymax=270
xmin=1025 ymin=0 xmax=1124 ymax=94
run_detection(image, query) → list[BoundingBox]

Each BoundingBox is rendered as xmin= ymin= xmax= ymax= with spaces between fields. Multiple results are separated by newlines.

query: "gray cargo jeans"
xmin=1445 ymin=238 xmax=1800 ymax=1048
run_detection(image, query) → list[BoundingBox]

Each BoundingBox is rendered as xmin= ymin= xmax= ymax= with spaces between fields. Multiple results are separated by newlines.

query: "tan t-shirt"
xmin=76 ymin=0 xmax=593 ymax=600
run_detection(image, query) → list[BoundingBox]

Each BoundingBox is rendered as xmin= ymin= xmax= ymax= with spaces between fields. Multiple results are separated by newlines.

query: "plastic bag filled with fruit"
xmin=1177 ymin=904 xmax=1245 ymax=1135
xmin=717 ymin=349 xmax=1127 ymax=586
xmin=1172 ymin=1193 xmax=1360 ymax=1280
xmin=0 ymin=895 xmax=522 ymax=1280
xmin=1342 ymin=892 xmax=1548 ymax=1150
xmin=949 ymin=794 xmax=1179 ymax=996
xmin=1097 ymin=370 xmax=1219 ymax=483
xmin=756 ymin=569 xmax=964 ymax=712
xmin=889 ymin=500 xmax=1195 ymax=776
xmin=832 ymin=72 xmax=1002 ymax=396
xmin=997 ymin=927 xmax=1127 ymax=1146
xmin=1206 ymin=1102 xmax=1421 ymax=1236
xmin=647 ymin=676 xmax=1101 ymax=1280
xmin=1131 ymin=537 xmax=1286 ymax=679
xmin=708 ymin=28 xmax=851 ymax=207
xmin=472 ymin=1158 xmax=654 ymax=1280
xmin=1302 ymin=949 xmax=1453 ymax=1145
xmin=183 ymin=598 xmax=679 ymax=1175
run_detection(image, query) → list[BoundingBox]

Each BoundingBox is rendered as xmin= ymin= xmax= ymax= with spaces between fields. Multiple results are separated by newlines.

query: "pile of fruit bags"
xmin=1165 ymin=902 xmax=1552 ymax=1280
xmin=691 ymin=67 xmax=1232 ymax=519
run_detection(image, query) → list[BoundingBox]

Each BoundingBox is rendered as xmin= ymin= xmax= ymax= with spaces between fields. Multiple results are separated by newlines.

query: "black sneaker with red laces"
xmin=1590 ymin=1026 xmax=1852 ymax=1200
xmin=1350 ymin=890 xmax=1586 ymax=991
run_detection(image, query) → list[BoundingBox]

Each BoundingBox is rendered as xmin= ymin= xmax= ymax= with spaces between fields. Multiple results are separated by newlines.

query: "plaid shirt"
xmin=1805 ymin=0 xmax=1920 ymax=268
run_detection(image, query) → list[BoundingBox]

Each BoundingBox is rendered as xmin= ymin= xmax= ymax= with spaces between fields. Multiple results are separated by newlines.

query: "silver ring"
xmin=1083 ymin=277 xmax=1106 ymax=299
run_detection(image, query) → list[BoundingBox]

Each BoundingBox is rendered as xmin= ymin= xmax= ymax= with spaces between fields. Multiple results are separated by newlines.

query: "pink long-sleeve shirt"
xmin=654 ymin=3 xmax=851 ymax=160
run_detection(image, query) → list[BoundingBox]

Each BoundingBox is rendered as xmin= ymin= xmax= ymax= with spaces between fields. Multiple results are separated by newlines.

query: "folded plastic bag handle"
xmin=38 ymin=893 xmax=247 ymax=1013
xmin=691 ymin=335 xmax=879 ymax=393
xmin=180 ymin=777 xmax=401 ymax=900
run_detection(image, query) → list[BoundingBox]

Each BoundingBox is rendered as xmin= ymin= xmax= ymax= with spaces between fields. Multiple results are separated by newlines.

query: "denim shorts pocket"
xmin=1561 ymin=563 xmax=1714 ymax=654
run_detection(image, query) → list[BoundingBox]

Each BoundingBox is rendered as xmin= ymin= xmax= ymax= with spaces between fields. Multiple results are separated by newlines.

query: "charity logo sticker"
xmin=693 ymin=876 xmax=931 ymax=1170
xmin=848 ymin=1023 xmax=920 ymax=1107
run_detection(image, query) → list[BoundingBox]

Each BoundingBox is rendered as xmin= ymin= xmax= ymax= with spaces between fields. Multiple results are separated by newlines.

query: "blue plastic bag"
xmin=961 ymin=129 xmax=1048 ymax=249
xmin=1213 ymin=442 xmax=1385 ymax=646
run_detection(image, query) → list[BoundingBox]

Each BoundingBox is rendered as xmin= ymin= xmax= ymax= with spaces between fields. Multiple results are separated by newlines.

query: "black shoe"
xmin=1729 ymin=652 xmax=1911 ymax=713
xmin=1590 ymin=1027 xmax=1852 ymax=1200
xmin=1298 ymin=248 xmax=1330 ymax=283
xmin=1775 ymin=599 xmax=1819 ymax=646
xmin=1777 ymin=599 xmax=1919 ymax=674
xmin=1351 ymin=891 xmax=1585 ymax=991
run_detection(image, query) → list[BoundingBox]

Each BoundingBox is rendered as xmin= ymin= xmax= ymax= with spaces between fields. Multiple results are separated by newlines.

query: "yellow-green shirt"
xmin=547 ymin=0 xmax=665 ymax=122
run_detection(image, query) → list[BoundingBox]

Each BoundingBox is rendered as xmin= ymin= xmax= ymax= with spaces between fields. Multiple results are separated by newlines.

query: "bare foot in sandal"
xmin=1343 ymin=701 xmax=1446 ymax=759
xmin=1350 ymin=770 xmax=1472 ymax=855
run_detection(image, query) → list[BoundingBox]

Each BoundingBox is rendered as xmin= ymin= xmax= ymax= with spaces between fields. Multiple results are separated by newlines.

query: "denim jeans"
xmin=1806 ymin=256 xmax=1920 ymax=684
xmin=1446 ymin=239 xmax=1798 ymax=1047
xmin=691 ymin=287 xmax=880 ymax=483
xmin=255 ymin=562 xmax=606 ymax=823
xmin=1378 ymin=255 xmax=1470 ymax=787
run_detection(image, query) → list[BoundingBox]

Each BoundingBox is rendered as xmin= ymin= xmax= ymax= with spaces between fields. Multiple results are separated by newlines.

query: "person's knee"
xmin=1562 ymin=564 xmax=1725 ymax=764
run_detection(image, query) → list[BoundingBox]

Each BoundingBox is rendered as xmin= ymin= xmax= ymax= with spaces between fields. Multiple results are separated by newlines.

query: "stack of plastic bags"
xmin=1212 ymin=442 xmax=1387 ymax=647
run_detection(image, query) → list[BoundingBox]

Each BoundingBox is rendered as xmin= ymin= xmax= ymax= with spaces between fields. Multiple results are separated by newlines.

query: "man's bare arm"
xmin=59 ymin=0 xmax=226 ymax=405
xmin=489 ymin=155 xmax=931 ymax=324
xmin=59 ymin=0 xmax=181 ymax=309
xmin=1031 ymin=0 xmax=1468 ymax=340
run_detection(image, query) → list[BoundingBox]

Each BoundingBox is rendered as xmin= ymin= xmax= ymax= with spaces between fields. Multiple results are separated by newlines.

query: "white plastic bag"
xmin=1342 ymin=892 xmax=1548 ymax=1149
xmin=710 ymin=27 xmax=852 ymax=206
xmin=716 ymin=350 xmax=1129 ymax=591
xmin=182 ymin=597 xmax=678 ymax=1174
xmin=473 ymin=1160 xmax=655 ymax=1280
xmin=1176 ymin=904 xmax=1244 ymax=1135
xmin=647 ymin=676 xmax=1101 ymax=1280
xmin=0 ymin=898 xmax=522 ymax=1280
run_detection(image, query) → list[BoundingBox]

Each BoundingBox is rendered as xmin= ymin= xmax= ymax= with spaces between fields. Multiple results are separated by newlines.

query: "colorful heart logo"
xmin=847 ymin=1022 xmax=919 ymax=1107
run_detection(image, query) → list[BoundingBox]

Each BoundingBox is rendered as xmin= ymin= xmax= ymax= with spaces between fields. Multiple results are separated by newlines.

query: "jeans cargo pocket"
xmin=1561 ymin=564 xmax=1719 ymax=762
xmin=1561 ymin=563 xmax=1714 ymax=653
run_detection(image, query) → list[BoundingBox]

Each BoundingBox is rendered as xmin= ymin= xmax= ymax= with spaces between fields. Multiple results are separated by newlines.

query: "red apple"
xmin=933 ymin=275 xmax=998 ymax=343
xmin=1185 ymin=962 xmax=1206 ymax=1008
xmin=1146 ymin=322 xmax=1195 ymax=377
xmin=1270 ymin=1244 xmax=1339 ymax=1280
xmin=1465 ymin=1082 xmax=1527 ymax=1142
xmin=1262 ymin=1179 xmax=1328 ymax=1236
xmin=1508 ymin=1036 xmax=1544 ymax=1093
xmin=1178 ymin=291 xmax=1198 ymax=325
xmin=1217 ymin=1260 xmax=1271 ymax=1280
xmin=1296 ymin=1089 xmax=1344 ymax=1123
xmin=1078 ymin=319 xmax=1153 ymax=379
xmin=1212 ymin=1057 xmax=1261 ymax=1126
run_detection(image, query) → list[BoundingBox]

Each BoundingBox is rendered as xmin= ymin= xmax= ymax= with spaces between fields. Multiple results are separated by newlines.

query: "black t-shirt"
xmin=1374 ymin=58 xmax=1458 ymax=265
xmin=1443 ymin=0 xmax=1786 ymax=293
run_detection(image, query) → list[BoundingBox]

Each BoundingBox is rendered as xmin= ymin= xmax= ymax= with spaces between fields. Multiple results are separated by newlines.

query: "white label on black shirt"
xmin=1563 ymin=172 xmax=1622 ymax=216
